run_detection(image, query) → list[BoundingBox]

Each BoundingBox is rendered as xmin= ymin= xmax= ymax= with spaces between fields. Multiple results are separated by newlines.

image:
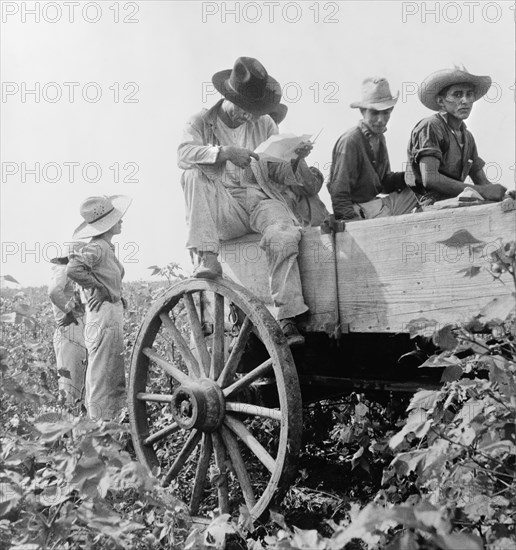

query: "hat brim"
xmin=212 ymin=69 xmax=282 ymax=116
xmin=72 ymin=195 xmax=132 ymax=240
xmin=350 ymin=92 xmax=399 ymax=110
xmin=419 ymin=69 xmax=492 ymax=111
xmin=268 ymin=103 xmax=288 ymax=125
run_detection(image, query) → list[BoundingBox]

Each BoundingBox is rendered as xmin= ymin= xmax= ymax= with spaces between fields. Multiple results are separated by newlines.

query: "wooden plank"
xmin=336 ymin=201 xmax=515 ymax=333
xmin=219 ymin=227 xmax=338 ymax=334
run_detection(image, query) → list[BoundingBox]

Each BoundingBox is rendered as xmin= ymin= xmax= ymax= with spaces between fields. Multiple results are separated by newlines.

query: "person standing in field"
xmin=48 ymin=241 xmax=88 ymax=409
xmin=67 ymin=195 xmax=132 ymax=421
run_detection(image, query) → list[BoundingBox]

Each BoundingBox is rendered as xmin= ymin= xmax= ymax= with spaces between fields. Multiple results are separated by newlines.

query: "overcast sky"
xmin=1 ymin=0 xmax=514 ymax=286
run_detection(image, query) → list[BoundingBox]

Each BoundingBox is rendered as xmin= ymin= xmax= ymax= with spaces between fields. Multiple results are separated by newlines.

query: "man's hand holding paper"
xmin=254 ymin=133 xmax=315 ymax=162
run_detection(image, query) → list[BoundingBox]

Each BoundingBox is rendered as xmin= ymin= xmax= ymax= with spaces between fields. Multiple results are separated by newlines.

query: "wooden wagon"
xmin=128 ymin=200 xmax=515 ymax=522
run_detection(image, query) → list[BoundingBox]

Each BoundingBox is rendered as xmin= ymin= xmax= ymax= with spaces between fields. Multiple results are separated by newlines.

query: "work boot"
xmin=279 ymin=317 xmax=305 ymax=348
xmin=193 ymin=252 xmax=222 ymax=279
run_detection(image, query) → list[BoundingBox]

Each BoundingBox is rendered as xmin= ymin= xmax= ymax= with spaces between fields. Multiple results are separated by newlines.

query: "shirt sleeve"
xmin=410 ymin=118 xmax=445 ymax=164
xmin=328 ymin=135 xmax=360 ymax=220
xmin=267 ymin=159 xmax=320 ymax=197
xmin=48 ymin=265 xmax=73 ymax=313
xmin=468 ymin=133 xmax=486 ymax=174
xmin=66 ymin=242 xmax=104 ymax=292
xmin=177 ymin=112 xmax=220 ymax=169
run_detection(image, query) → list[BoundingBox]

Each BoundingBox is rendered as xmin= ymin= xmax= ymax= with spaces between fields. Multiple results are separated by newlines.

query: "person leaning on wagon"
xmin=48 ymin=241 xmax=88 ymax=409
xmin=178 ymin=56 xmax=321 ymax=347
xmin=327 ymin=77 xmax=418 ymax=222
xmin=405 ymin=66 xmax=507 ymax=205
xmin=67 ymin=195 xmax=132 ymax=421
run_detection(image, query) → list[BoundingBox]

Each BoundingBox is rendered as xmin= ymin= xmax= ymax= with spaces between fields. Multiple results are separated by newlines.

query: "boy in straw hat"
xmin=67 ymin=195 xmax=132 ymax=421
xmin=178 ymin=56 xmax=319 ymax=347
xmin=328 ymin=77 xmax=418 ymax=221
xmin=49 ymin=241 xmax=87 ymax=409
xmin=406 ymin=66 xmax=507 ymax=204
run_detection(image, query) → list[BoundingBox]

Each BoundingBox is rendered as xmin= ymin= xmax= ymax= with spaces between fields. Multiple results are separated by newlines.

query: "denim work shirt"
xmin=406 ymin=112 xmax=485 ymax=201
xmin=328 ymin=121 xmax=392 ymax=220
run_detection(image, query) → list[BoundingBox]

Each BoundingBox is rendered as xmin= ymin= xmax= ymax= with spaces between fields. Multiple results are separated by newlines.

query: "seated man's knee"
xmin=261 ymin=223 xmax=301 ymax=259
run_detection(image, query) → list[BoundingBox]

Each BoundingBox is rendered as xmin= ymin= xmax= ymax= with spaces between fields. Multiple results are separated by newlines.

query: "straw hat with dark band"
xmin=72 ymin=195 xmax=132 ymax=240
xmin=419 ymin=67 xmax=492 ymax=111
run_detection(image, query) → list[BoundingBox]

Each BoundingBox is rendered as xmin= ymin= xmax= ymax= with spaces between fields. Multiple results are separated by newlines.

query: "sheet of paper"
xmin=254 ymin=133 xmax=313 ymax=162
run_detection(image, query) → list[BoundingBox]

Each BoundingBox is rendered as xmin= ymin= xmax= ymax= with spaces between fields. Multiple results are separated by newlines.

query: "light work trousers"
xmin=353 ymin=186 xmax=418 ymax=219
xmin=53 ymin=318 xmax=87 ymax=407
xmin=83 ymin=301 xmax=126 ymax=421
xmin=182 ymin=169 xmax=308 ymax=320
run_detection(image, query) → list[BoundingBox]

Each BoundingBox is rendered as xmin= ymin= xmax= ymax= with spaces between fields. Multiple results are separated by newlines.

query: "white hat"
xmin=72 ymin=195 xmax=132 ymax=240
xmin=350 ymin=77 xmax=399 ymax=110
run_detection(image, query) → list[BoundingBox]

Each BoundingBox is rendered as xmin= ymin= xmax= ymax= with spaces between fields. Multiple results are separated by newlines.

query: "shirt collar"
xmin=359 ymin=119 xmax=386 ymax=141
xmin=438 ymin=111 xmax=467 ymax=131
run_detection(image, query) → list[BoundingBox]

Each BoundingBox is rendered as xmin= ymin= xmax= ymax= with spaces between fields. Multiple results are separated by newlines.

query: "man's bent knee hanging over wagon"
xmin=177 ymin=56 xmax=320 ymax=347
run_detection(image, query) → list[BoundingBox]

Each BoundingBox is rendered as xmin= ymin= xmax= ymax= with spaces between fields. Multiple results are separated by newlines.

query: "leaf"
xmin=457 ymin=266 xmax=482 ymax=278
xmin=1 ymin=274 xmax=20 ymax=284
xmin=433 ymin=532 xmax=484 ymax=550
xmin=479 ymin=295 xmax=516 ymax=322
xmin=405 ymin=317 xmax=439 ymax=339
xmin=433 ymin=325 xmax=458 ymax=351
xmin=34 ymin=419 xmax=75 ymax=443
xmin=440 ymin=364 xmax=463 ymax=383
xmin=407 ymin=390 xmax=442 ymax=412
xmin=0 ymin=482 xmax=22 ymax=519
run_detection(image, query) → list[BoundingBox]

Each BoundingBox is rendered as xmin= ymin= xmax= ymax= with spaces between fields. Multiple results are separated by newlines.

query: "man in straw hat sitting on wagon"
xmin=406 ymin=66 xmax=507 ymax=205
xmin=178 ymin=56 xmax=323 ymax=347
xmin=328 ymin=77 xmax=418 ymax=223
xmin=67 ymin=195 xmax=132 ymax=421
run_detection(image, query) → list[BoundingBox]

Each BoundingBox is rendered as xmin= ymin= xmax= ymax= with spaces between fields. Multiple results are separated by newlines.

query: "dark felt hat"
xmin=212 ymin=57 xmax=283 ymax=116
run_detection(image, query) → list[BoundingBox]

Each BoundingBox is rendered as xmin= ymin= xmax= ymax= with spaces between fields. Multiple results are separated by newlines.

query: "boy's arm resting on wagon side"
xmin=419 ymin=157 xmax=507 ymax=201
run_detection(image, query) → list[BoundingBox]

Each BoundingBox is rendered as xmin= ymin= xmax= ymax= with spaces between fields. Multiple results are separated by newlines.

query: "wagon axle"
xmin=170 ymin=379 xmax=225 ymax=432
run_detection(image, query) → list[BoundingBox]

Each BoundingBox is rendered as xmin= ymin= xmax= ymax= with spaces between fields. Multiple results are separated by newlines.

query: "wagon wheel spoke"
xmin=224 ymin=415 xmax=275 ymax=474
xmin=190 ymin=433 xmax=213 ymax=515
xmin=159 ymin=312 xmax=201 ymax=379
xmin=223 ymin=358 xmax=273 ymax=399
xmin=217 ymin=316 xmax=253 ymax=388
xmin=183 ymin=293 xmax=211 ymax=377
xmin=225 ymin=402 xmax=282 ymax=421
xmin=162 ymin=429 xmax=202 ymax=487
xmin=220 ymin=425 xmax=256 ymax=510
xmin=211 ymin=431 xmax=230 ymax=514
xmin=143 ymin=422 xmax=179 ymax=446
xmin=137 ymin=392 xmax=173 ymax=403
xmin=210 ymin=293 xmax=225 ymax=380
xmin=142 ymin=348 xmax=190 ymax=385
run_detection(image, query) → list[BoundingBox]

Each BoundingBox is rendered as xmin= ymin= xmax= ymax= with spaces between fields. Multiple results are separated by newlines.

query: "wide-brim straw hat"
xmin=350 ymin=77 xmax=399 ymax=111
xmin=212 ymin=56 xmax=283 ymax=116
xmin=49 ymin=241 xmax=86 ymax=264
xmin=73 ymin=195 xmax=132 ymax=240
xmin=419 ymin=67 xmax=492 ymax=111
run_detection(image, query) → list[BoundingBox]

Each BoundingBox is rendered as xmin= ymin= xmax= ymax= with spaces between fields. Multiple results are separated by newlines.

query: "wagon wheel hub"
xmin=171 ymin=379 xmax=225 ymax=432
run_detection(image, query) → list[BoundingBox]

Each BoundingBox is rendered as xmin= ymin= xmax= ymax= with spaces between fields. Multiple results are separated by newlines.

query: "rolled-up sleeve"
xmin=328 ymin=135 xmax=360 ymax=220
xmin=177 ymin=115 xmax=220 ymax=170
xmin=410 ymin=119 xmax=444 ymax=164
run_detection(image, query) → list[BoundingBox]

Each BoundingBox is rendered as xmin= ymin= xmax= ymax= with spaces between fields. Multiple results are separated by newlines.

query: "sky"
xmin=1 ymin=0 xmax=514 ymax=287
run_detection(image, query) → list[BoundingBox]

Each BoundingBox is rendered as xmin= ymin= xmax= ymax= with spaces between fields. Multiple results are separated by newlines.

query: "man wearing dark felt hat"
xmin=178 ymin=56 xmax=319 ymax=346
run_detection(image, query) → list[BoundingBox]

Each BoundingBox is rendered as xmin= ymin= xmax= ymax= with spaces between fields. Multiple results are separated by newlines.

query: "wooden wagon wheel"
xmin=128 ymin=278 xmax=302 ymax=521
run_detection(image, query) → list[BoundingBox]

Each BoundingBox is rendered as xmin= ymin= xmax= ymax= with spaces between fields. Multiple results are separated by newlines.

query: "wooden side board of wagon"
xmin=219 ymin=198 xmax=516 ymax=337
